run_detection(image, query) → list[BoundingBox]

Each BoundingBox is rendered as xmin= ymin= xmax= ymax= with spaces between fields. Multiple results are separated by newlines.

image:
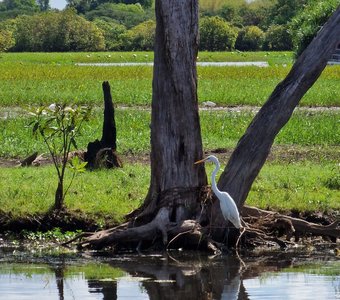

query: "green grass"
xmin=0 ymin=51 xmax=292 ymax=64
xmin=247 ymin=161 xmax=340 ymax=212
xmin=0 ymin=161 xmax=338 ymax=220
xmin=0 ymin=52 xmax=339 ymax=107
xmin=0 ymin=51 xmax=338 ymax=222
xmin=198 ymin=65 xmax=340 ymax=106
xmin=1 ymin=109 xmax=339 ymax=158
xmin=0 ymin=164 xmax=148 ymax=220
xmin=283 ymin=261 xmax=340 ymax=276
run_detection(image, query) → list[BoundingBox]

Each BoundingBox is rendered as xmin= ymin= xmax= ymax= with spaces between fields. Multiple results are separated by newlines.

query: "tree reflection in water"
xmin=1 ymin=247 xmax=335 ymax=299
xmin=50 ymin=252 xmax=295 ymax=300
xmin=91 ymin=253 xmax=250 ymax=300
xmin=88 ymin=279 xmax=117 ymax=300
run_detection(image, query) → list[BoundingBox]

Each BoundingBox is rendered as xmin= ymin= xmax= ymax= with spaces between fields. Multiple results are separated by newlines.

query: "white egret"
xmin=195 ymin=155 xmax=242 ymax=229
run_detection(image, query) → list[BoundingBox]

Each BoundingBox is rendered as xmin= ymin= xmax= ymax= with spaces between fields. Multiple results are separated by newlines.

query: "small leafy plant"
xmin=29 ymin=104 xmax=91 ymax=210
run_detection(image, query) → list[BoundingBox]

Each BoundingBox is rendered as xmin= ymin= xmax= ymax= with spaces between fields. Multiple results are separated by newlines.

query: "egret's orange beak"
xmin=194 ymin=158 xmax=206 ymax=165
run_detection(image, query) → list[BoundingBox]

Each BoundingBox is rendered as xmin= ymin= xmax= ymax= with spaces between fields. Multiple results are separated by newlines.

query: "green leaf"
xmin=69 ymin=156 xmax=87 ymax=173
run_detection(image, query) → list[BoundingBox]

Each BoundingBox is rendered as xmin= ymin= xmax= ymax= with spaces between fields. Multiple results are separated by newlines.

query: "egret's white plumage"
xmin=195 ymin=155 xmax=242 ymax=229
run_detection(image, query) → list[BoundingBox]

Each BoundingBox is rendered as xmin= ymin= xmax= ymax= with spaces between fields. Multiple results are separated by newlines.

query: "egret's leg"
xmin=223 ymin=226 xmax=230 ymax=246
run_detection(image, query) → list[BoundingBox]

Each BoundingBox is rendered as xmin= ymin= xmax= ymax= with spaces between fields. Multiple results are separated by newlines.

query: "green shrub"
xmin=235 ymin=25 xmax=264 ymax=51
xmin=123 ymin=19 xmax=156 ymax=51
xmin=13 ymin=9 xmax=105 ymax=52
xmin=264 ymin=24 xmax=292 ymax=51
xmin=199 ymin=16 xmax=238 ymax=51
xmin=93 ymin=18 xmax=127 ymax=51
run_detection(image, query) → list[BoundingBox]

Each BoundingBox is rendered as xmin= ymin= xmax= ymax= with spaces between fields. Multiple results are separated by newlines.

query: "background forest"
xmin=0 ymin=0 xmax=339 ymax=54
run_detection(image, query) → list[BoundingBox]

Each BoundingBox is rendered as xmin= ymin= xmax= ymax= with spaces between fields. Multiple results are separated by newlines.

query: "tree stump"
xmin=84 ymin=81 xmax=122 ymax=169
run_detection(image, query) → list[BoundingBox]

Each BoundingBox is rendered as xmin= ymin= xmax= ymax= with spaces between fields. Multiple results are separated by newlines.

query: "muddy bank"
xmin=0 ymin=209 xmax=118 ymax=233
xmin=0 ymin=206 xmax=337 ymax=236
xmin=1 ymin=144 xmax=339 ymax=168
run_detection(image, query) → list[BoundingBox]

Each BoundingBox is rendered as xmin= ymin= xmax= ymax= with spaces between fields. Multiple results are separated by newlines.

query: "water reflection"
xmin=109 ymin=254 xmax=247 ymax=300
xmin=0 ymin=251 xmax=339 ymax=300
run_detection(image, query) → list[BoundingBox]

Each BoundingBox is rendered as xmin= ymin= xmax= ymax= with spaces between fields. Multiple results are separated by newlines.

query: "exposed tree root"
xmin=242 ymin=206 xmax=340 ymax=242
xmin=66 ymin=204 xmax=339 ymax=253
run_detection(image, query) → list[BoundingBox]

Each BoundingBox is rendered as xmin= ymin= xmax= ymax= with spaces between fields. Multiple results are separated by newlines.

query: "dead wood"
xmin=94 ymin=148 xmax=123 ymax=169
xmin=84 ymin=81 xmax=122 ymax=169
xmin=20 ymin=152 xmax=38 ymax=166
xmin=243 ymin=206 xmax=340 ymax=241
xmin=75 ymin=207 xmax=214 ymax=251
xmin=72 ymin=201 xmax=339 ymax=252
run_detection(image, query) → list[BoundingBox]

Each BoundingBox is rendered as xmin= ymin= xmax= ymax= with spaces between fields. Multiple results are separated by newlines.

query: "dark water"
xmin=0 ymin=246 xmax=339 ymax=300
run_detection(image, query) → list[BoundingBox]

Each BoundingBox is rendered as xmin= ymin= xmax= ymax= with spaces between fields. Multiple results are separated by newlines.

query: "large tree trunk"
xmin=136 ymin=0 xmax=206 ymax=223
xmin=211 ymin=6 xmax=340 ymax=240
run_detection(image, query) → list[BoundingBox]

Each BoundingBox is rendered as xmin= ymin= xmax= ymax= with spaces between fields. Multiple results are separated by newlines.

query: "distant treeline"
xmin=0 ymin=0 xmax=339 ymax=54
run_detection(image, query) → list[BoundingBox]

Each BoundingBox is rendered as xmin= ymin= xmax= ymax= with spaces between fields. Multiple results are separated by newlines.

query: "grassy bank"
xmin=0 ymin=108 xmax=339 ymax=221
xmin=1 ymin=109 xmax=339 ymax=158
xmin=0 ymin=164 xmax=148 ymax=223
xmin=0 ymin=161 xmax=338 ymax=222
xmin=0 ymin=52 xmax=339 ymax=107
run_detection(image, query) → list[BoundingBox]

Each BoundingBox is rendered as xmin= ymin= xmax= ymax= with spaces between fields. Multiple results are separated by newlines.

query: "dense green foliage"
xmin=12 ymin=9 xmax=105 ymax=52
xmin=267 ymin=0 xmax=308 ymax=26
xmin=67 ymin=0 xmax=152 ymax=14
xmin=235 ymin=26 xmax=265 ymax=51
xmin=93 ymin=18 xmax=127 ymax=51
xmin=85 ymin=3 xmax=151 ymax=29
xmin=263 ymin=25 xmax=293 ymax=51
xmin=0 ymin=0 xmax=39 ymax=20
xmin=0 ymin=0 xmax=337 ymax=53
xmin=123 ymin=19 xmax=155 ymax=51
xmin=199 ymin=16 xmax=238 ymax=51
xmin=290 ymin=0 xmax=340 ymax=56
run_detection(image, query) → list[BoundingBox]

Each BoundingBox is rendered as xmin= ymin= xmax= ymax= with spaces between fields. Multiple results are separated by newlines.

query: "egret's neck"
xmin=211 ymin=159 xmax=220 ymax=195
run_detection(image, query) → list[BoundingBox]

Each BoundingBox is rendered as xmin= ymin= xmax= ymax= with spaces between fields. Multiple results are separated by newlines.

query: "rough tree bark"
xmin=210 ymin=6 xmax=340 ymax=241
xmin=85 ymin=81 xmax=122 ymax=169
xmin=133 ymin=0 xmax=206 ymax=224
xmin=73 ymin=0 xmax=211 ymax=251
